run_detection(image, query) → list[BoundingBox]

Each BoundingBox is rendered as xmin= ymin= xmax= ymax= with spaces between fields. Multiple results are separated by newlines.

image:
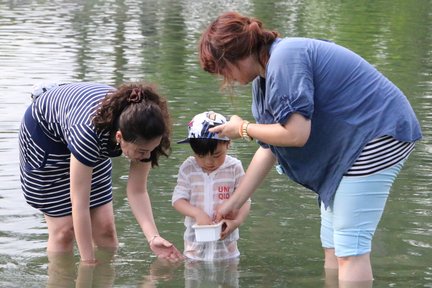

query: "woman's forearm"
xmin=230 ymin=147 xmax=276 ymax=209
xmin=128 ymin=188 xmax=159 ymax=241
xmin=245 ymin=113 xmax=311 ymax=147
xmin=70 ymin=155 xmax=95 ymax=261
xmin=72 ymin=208 xmax=95 ymax=261
xmin=127 ymin=161 xmax=159 ymax=242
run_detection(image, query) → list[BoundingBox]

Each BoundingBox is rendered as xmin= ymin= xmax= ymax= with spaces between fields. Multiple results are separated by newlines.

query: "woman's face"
xmin=116 ymin=131 xmax=161 ymax=162
xmin=225 ymin=55 xmax=262 ymax=85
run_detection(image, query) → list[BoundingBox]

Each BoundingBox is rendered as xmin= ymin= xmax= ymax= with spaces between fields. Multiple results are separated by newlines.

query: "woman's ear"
xmin=115 ymin=130 xmax=122 ymax=143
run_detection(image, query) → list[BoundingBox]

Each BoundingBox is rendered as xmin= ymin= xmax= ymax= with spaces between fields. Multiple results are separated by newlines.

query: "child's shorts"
xmin=320 ymin=159 xmax=405 ymax=257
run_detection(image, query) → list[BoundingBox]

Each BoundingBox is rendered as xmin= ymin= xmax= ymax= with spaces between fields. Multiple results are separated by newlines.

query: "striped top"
xmin=345 ymin=136 xmax=415 ymax=176
xmin=172 ymin=155 xmax=245 ymax=235
xmin=172 ymin=155 xmax=246 ymax=260
xmin=31 ymin=82 xmax=120 ymax=166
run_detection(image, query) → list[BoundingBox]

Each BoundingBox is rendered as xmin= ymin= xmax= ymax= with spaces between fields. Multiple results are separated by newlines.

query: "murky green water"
xmin=0 ymin=0 xmax=431 ymax=287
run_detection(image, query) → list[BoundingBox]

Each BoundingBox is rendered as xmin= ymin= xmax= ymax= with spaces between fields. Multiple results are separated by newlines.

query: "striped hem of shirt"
xmin=345 ymin=135 xmax=415 ymax=176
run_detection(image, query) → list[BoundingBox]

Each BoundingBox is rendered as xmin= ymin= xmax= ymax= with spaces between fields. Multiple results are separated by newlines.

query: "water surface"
xmin=0 ymin=0 xmax=431 ymax=287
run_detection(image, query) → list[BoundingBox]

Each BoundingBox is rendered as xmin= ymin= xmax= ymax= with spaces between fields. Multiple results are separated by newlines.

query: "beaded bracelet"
xmin=240 ymin=120 xmax=253 ymax=142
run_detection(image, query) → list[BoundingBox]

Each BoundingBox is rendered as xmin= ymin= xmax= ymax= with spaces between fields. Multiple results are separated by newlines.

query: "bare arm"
xmin=126 ymin=160 xmax=159 ymax=240
xmin=173 ymin=199 xmax=212 ymax=225
xmin=127 ymin=160 xmax=183 ymax=260
xmin=209 ymin=113 xmax=311 ymax=147
xmin=216 ymin=147 xmax=276 ymax=221
xmin=70 ymin=155 xmax=95 ymax=262
xmin=220 ymin=199 xmax=251 ymax=239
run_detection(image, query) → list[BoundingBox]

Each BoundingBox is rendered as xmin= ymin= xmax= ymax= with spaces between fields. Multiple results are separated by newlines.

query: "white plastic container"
xmin=192 ymin=222 xmax=223 ymax=242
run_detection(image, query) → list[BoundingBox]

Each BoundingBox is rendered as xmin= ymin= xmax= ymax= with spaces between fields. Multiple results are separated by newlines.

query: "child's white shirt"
xmin=172 ymin=155 xmax=247 ymax=260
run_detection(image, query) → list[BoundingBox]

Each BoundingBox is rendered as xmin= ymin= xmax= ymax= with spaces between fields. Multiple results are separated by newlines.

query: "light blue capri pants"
xmin=320 ymin=160 xmax=405 ymax=257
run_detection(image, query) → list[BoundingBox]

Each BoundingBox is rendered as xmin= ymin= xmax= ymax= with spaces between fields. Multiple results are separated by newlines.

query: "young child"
xmin=172 ymin=111 xmax=251 ymax=261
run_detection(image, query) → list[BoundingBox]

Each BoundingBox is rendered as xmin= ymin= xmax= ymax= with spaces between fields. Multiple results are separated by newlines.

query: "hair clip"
xmin=128 ymin=88 xmax=143 ymax=103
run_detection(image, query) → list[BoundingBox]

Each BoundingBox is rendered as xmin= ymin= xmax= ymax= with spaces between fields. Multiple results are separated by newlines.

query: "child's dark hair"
xmin=189 ymin=138 xmax=228 ymax=156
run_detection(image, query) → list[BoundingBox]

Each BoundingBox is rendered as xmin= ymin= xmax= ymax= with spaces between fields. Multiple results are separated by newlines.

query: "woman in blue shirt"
xmin=19 ymin=82 xmax=182 ymax=264
xmin=199 ymin=11 xmax=421 ymax=284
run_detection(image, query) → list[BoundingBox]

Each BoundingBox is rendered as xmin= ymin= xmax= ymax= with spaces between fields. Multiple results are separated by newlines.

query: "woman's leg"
xmin=44 ymin=214 xmax=75 ymax=252
xmin=323 ymin=248 xmax=339 ymax=288
xmin=337 ymin=253 xmax=372 ymax=282
xmin=45 ymin=202 xmax=117 ymax=254
xmin=333 ymin=161 xmax=405 ymax=282
xmin=320 ymin=160 xmax=405 ymax=283
xmin=90 ymin=202 xmax=118 ymax=250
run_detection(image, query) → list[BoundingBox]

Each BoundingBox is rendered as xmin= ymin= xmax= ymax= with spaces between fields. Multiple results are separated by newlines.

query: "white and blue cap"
xmin=177 ymin=111 xmax=230 ymax=144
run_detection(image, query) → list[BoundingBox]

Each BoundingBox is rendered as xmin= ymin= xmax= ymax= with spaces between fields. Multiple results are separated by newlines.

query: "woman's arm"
xmin=220 ymin=199 xmax=251 ymax=239
xmin=210 ymin=113 xmax=311 ymax=147
xmin=70 ymin=155 xmax=95 ymax=262
xmin=127 ymin=160 xmax=183 ymax=260
xmin=126 ymin=160 xmax=159 ymax=240
xmin=216 ymin=147 xmax=276 ymax=221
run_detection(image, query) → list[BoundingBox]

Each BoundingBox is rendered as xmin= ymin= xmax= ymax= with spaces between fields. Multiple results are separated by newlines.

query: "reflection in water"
xmin=47 ymin=248 xmax=116 ymax=288
xmin=139 ymin=258 xmax=183 ymax=287
xmin=46 ymin=252 xmax=76 ymax=287
xmin=324 ymin=268 xmax=375 ymax=288
xmin=0 ymin=0 xmax=431 ymax=287
xmin=184 ymin=259 xmax=240 ymax=288
xmin=138 ymin=258 xmax=240 ymax=288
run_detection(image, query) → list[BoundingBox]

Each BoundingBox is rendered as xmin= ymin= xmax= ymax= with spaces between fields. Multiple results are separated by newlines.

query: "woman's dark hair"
xmin=93 ymin=82 xmax=171 ymax=167
xmin=199 ymin=11 xmax=279 ymax=86
xmin=189 ymin=138 xmax=228 ymax=156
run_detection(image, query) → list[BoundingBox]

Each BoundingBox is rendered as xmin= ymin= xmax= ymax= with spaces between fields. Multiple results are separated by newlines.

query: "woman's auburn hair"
xmin=93 ymin=82 xmax=171 ymax=166
xmin=198 ymin=11 xmax=279 ymax=85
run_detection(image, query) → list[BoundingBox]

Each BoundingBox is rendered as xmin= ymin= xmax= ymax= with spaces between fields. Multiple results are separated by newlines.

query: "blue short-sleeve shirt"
xmin=252 ymin=37 xmax=422 ymax=207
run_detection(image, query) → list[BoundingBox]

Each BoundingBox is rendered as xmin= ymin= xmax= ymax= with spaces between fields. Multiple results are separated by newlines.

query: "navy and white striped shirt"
xmin=32 ymin=82 xmax=118 ymax=166
xmin=345 ymin=135 xmax=415 ymax=176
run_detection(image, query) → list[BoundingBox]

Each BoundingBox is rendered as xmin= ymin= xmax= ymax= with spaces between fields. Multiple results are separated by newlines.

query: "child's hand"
xmin=194 ymin=210 xmax=213 ymax=225
xmin=219 ymin=219 xmax=239 ymax=240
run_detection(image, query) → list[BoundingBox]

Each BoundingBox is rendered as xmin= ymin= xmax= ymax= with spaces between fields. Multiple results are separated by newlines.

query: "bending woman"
xmin=19 ymin=82 xmax=182 ymax=264
xmin=199 ymin=11 xmax=422 ymax=284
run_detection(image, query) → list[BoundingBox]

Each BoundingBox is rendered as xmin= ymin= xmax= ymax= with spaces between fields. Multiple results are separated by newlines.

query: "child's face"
xmin=194 ymin=142 xmax=229 ymax=173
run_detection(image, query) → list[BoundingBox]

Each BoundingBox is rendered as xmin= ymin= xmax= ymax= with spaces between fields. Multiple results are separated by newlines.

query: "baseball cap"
xmin=177 ymin=111 xmax=230 ymax=144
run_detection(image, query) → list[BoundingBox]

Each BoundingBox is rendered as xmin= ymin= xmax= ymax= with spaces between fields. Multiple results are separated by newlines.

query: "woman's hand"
xmin=148 ymin=236 xmax=184 ymax=261
xmin=219 ymin=219 xmax=239 ymax=240
xmin=214 ymin=200 xmax=238 ymax=223
xmin=209 ymin=115 xmax=244 ymax=139
xmin=211 ymin=113 xmax=311 ymax=147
